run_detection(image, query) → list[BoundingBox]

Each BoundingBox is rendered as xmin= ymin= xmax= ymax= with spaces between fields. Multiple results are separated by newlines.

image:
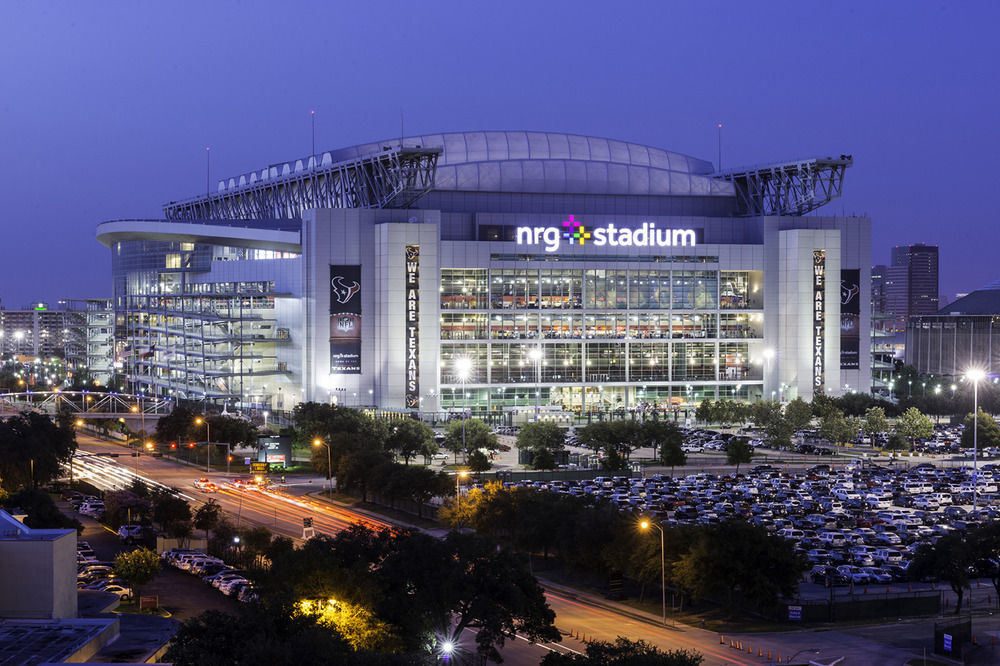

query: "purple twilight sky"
xmin=1 ymin=0 xmax=997 ymax=307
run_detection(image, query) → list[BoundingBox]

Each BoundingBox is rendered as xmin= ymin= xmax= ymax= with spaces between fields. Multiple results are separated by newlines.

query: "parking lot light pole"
xmin=640 ymin=519 xmax=667 ymax=626
xmin=967 ymin=368 xmax=985 ymax=513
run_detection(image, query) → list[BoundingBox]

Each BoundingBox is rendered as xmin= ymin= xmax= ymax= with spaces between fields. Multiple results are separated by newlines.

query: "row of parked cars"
xmin=162 ymin=548 xmax=257 ymax=603
xmin=69 ymin=493 xmax=105 ymax=520
xmin=76 ymin=540 xmax=133 ymax=600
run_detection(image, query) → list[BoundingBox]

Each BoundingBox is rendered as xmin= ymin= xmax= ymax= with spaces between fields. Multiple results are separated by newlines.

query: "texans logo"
xmin=841 ymin=280 xmax=859 ymax=305
xmin=331 ymin=275 xmax=360 ymax=304
xmin=405 ymin=246 xmax=420 ymax=260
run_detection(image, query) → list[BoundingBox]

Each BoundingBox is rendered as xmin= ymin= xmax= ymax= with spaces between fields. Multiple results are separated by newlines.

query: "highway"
xmin=71 ymin=434 xmax=766 ymax=665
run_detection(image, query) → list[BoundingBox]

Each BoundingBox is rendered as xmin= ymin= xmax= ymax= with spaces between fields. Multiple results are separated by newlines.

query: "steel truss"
xmin=714 ymin=155 xmax=852 ymax=217
xmin=163 ymin=146 xmax=442 ymax=220
xmin=0 ymin=391 xmax=173 ymax=418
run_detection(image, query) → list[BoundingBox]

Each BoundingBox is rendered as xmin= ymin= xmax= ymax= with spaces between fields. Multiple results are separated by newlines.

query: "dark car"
xmin=810 ymin=565 xmax=850 ymax=587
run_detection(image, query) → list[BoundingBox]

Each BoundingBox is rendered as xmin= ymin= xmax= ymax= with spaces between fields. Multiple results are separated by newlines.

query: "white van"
xmin=874 ymin=548 xmax=903 ymax=564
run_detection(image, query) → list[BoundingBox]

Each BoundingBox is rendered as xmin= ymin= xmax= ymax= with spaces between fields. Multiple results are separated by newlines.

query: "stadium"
xmin=96 ymin=130 xmax=869 ymax=419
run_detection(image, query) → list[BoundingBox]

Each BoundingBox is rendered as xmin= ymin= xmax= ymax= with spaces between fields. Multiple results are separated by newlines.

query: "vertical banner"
xmin=404 ymin=245 xmax=420 ymax=408
xmin=813 ymin=250 xmax=826 ymax=394
xmin=329 ymin=265 xmax=362 ymax=374
xmin=840 ymin=269 xmax=860 ymax=369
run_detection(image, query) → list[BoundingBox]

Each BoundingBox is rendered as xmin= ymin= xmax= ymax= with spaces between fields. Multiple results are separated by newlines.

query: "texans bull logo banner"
xmin=330 ymin=265 xmax=362 ymax=374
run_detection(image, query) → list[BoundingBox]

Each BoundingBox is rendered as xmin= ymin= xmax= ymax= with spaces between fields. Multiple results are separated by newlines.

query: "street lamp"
xmin=529 ymin=346 xmax=542 ymax=421
xmin=455 ymin=469 xmax=469 ymax=530
xmin=195 ymin=416 xmax=211 ymax=472
xmin=967 ymin=368 xmax=986 ymax=513
xmin=313 ymin=438 xmax=332 ymax=492
xmin=640 ymin=519 xmax=667 ymax=626
xmin=455 ymin=357 xmax=472 ymax=464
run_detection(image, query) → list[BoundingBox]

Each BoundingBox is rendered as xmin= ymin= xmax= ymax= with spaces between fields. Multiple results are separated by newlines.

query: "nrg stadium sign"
xmin=516 ymin=215 xmax=697 ymax=253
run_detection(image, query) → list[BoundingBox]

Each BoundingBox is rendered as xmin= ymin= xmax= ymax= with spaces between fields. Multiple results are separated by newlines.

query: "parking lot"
xmin=476 ymin=424 xmax=1000 ymax=594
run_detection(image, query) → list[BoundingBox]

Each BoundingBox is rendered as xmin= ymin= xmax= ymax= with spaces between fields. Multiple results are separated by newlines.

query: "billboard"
xmin=813 ymin=250 xmax=826 ymax=394
xmin=404 ymin=245 xmax=420 ymax=409
xmin=840 ymin=269 xmax=860 ymax=369
xmin=330 ymin=265 xmax=362 ymax=374
xmin=257 ymin=435 xmax=292 ymax=468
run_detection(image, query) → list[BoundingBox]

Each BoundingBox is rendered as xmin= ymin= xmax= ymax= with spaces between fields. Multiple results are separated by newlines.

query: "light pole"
xmin=195 ymin=416 xmax=211 ymax=472
xmin=967 ymin=368 xmax=985 ymax=513
xmin=640 ymin=519 xmax=667 ymax=626
xmin=314 ymin=438 xmax=332 ymax=492
xmin=529 ymin=346 xmax=542 ymax=422
xmin=455 ymin=469 xmax=468 ymax=530
xmin=455 ymin=357 xmax=472 ymax=464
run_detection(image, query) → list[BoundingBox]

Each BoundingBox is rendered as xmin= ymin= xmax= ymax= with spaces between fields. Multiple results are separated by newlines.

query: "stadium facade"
xmin=96 ymin=131 xmax=870 ymax=416
xmin=906 ymin=280 xmax=1000 ymax=377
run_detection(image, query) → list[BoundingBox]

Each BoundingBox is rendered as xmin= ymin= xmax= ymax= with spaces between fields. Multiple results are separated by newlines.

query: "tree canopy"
xmin=0 ymin=411 xmax=76 ymax=491
xmin=260 ymin=525 xmax=559 ymax=663
xmin=385 ymin=418 xmax=437 ymax=464
xmin=541 ymin=638 xmax=703 ymax=666
xmin=960 ymin=409 xmax=1000 ymax=450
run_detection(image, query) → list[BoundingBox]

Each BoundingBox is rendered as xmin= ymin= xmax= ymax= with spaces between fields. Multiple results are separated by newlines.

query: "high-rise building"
xmin=872 ymin=243 xmax=939 ymax=333
xmin=890 ymin=243 xmax=939 ymax=317
xmin=0 ymin=299 xmax=115 ymax=386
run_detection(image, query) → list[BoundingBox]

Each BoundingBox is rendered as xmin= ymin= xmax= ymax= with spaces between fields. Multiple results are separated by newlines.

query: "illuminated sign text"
xmin=516 ymin=215 xmax=696 ymax=252
xmin=813 ymin=250 xmax=826 ymax=394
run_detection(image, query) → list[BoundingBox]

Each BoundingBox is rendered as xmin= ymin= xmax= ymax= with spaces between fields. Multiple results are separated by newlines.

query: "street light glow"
xmin=966 ymin=368 xmax=986 ymax=383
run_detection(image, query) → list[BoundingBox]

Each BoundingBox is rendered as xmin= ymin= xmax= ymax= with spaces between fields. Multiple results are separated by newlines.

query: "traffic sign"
xmin=250 ymin=461 xmax=270 ymax=474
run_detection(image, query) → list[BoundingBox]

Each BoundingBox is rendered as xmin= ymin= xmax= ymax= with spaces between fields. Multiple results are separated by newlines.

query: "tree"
xmin=638 ymin=419 xmax=683 ymax=460
xmin=467 ymin=448 xmax=492 ymax=474
xmin=113 ymin=547 xmax=160 ymax=600
xmin=103 ymin=489 xmax=151 ymax=529
xmin=577 ymin=421 xmax=614 ymax=455
xmin=261 ymin=525 xmax=559 ymax=663
xmin=960 ymin=409 xmax=1000 ymax=450
xmin=152 ymin=493 xmax=192 ymax=534
xmin=5 ymin=488 xmax=81 ymax=532
xmin=895 ymin=407 xmax=934 ymax=448
xmin=863 ymin=406 xmax=889 ymax=444
xmin=750 ymin=401 xmax=793 ymax=449
xmin=672 ymin=522 xmax=804 ymax=614
xmin=531 ymin=447 xmax=556 ymax=470
xmin=909 ymin=532 xmax=974 ymax=614
xmin=0 ymin=411 xmax=76 ymax=491
xmin=438 ymin=532 xmax=561 ymax=663
xmin=386 ymin=418 xmax=437 ymax=464
xmin=694 ymin=399 xmax=715 ymax=425
xmin=163 ymin=608 xmax=377 ymax=666
xmin=970 ymin=522 xmax=1000 ymax=609
xmin=726 ymin=437 xmax=753 ymax=474
xmin=443 ymin=418 xmax=497 ymax=462
xmin=193 ymin=499 xmax=221 ymax=540
xmin=818 ymin=408 xmax=857 ymax=445
xmin=784 ymin=398 xmax=813 ymax=433
xmin=601 ymin=444 xmax=627 ymax=471
xmin=658 ymin=437 xmax=687 ymax=476
xmin=153 ymin=405 xmax=198 ymax=446
xmin=541 ymin=637 xmax=703 ymax=666
xmin=515 ymin=421 xmax=565 ymax=452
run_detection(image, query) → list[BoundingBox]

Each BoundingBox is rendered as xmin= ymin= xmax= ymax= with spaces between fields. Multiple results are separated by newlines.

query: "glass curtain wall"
xmin=439 ymin=265 xmax=764 ymax=413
